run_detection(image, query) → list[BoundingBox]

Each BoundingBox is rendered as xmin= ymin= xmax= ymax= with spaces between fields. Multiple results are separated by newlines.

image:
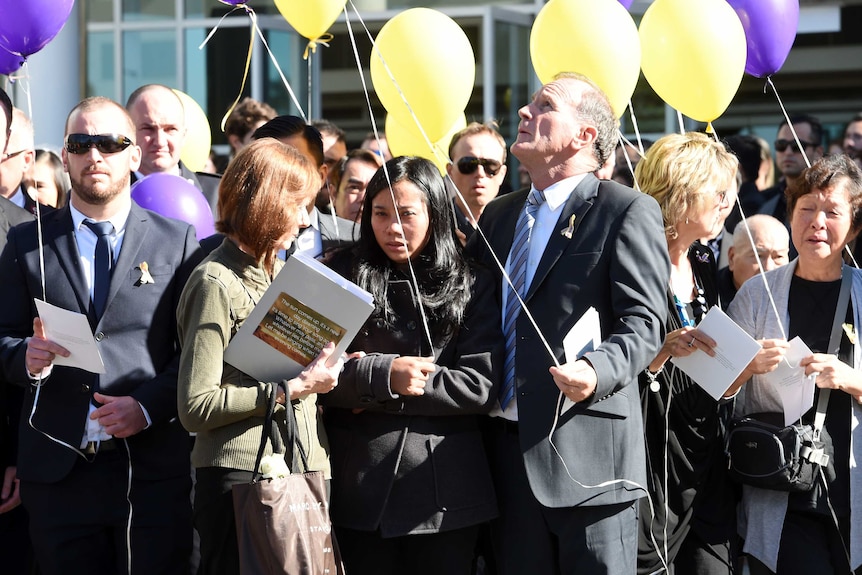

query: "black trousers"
xmin=336 ymin=524 xmax=480 ymax=575
xmin=747 ymin=510 xmax=859 ymax=575
xmin=485 ymin=420 xmax=638 ymax=575
xmin=193 ymin=467 xmax=254 ymax=575
xmin=21 ymin=448 xmax=192 ymax=575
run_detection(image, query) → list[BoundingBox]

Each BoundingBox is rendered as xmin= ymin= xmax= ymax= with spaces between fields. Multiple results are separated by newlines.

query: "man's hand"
xmin=91 ymin=393 xmax=148 ymax=438
xmin=0 ymin=466 xmax=21 ymax=514
xmin=26 ymin=317 xmax=70 ymax=376
xmin=550 ymin=359 xmax=597 ymax=403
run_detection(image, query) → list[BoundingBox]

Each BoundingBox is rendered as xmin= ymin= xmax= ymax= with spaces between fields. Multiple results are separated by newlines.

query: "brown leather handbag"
xmin=232 ymin=385 xmax=344 ymax=575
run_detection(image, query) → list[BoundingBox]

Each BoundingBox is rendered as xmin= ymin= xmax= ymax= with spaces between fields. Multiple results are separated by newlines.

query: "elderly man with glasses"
xmin=446 ymin=122 xmax=509 ymax=241
xmin=0 ymin=96 xmax=202 ymax=575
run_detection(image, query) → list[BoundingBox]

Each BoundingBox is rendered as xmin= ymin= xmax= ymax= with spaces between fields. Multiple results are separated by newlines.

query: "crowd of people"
xmin=2 ymin=71 xmax=862 ymax=575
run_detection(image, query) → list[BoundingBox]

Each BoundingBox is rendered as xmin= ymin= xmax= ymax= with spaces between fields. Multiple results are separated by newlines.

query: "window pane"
xmin=123 ymin=30 xmax=177 ymax=100
xmin=87 ymin=32 xmax=115 ymax=97
xmin=263 ymin=29 xmax=306 ymax=118
xmin=122 ymin=0 xmax=174 ymax=22
xmin=86 ymin=0 xmax=114 ymax=23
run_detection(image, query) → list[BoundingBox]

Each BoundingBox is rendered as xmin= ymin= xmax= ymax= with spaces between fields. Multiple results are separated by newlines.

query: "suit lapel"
xmin=526 ymin=175 xmax=599 ymax=301
xmin=105 ymin=204 xmax=148 ymax=318
xmin=495 ymin=190 xmax=529 ymax=261
xmin=48 ymin=207 xmax=91 ymax=315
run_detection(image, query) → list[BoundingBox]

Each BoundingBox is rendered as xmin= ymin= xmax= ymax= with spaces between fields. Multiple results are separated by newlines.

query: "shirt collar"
xmin=70 ymin=199 xmax=132 ymax=235
xmin=533 ymin=173 xmax=588 ymax=211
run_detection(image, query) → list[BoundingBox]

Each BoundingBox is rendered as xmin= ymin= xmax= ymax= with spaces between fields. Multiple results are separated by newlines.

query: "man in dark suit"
xmin=126 ymin=84 xmax=221 ymax=219
xmin=467 ymin=72 xmax=670 ymax=574
xmin=0 ymin=86 xmax=37 ymax=575
xmin=0 ymin=96 xmax=201 ymax=575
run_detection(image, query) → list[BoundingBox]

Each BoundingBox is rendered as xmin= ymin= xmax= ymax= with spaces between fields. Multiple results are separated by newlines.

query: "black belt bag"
xmin=726 ymin=410 xmax=829 ymax=492
xmin=726 ymin=266 xmax=851 ymax=492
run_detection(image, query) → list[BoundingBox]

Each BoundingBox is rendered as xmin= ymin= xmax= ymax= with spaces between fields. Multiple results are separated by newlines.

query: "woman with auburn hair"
xmin=176 ymin=138 xmax=343 ymax=575
xmin=635 ymin=132 xmax=741 ymax=574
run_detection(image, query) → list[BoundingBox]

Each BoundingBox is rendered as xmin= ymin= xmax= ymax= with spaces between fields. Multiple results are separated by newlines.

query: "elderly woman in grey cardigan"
xmin=727 ymin=154 xmax=862 ymax=575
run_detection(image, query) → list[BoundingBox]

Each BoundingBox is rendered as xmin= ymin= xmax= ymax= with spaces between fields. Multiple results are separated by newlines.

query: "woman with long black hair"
xmin=322 ymin=156 xmax=503 ymax=575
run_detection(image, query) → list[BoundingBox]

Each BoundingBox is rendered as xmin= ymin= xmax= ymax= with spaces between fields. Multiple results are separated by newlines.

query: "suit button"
xmin=81 ymin=384 xmax=90 ymax=393
xmin=520 ymin=391 xmax=527 ymax=397
xmin=94 ymin=332 xmax=105 ymax=341
xmin=406 ymin=321 xmax=417 ymax=331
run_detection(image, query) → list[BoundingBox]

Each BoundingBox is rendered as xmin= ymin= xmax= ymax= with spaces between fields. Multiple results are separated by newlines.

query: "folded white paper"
xmin=34 ymin=299 xmax=106 ymax=374
xmin=761 ymin=336 xmax=816 ymax=426
xmin=560 ymin=307 xmax=601 ymax=414
xmin=670 ymin=306 xmax=761 ymax=400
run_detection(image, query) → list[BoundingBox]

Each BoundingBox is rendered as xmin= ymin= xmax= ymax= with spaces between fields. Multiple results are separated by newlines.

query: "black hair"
xmin=779 ymin=113 xmax=824 ymax=148
xmin=723 ymin=134 xmax=761 ymax=183
xmin=354 ymin=156 xmax=473 ymax=343
xmin=0 ymin=86 xmax=11 ymax=146
xmin=251 ymin=115 xmax=325 ymax=168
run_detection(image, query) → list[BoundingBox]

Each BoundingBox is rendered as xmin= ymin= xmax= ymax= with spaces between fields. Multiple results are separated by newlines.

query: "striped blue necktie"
xmin=500 ymin=189 xmax=546 ymax=409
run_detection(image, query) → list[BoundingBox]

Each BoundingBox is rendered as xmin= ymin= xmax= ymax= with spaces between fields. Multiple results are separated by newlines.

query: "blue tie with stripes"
xmin=500 ymin=189 xmax=546 ymax=410
xmin=84 ymin=220 xmax=114 ymax=319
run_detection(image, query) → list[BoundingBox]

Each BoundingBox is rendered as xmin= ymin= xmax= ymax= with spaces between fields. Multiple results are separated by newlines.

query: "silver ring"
xmin=688 ymin=338 xmax=695 ymax=347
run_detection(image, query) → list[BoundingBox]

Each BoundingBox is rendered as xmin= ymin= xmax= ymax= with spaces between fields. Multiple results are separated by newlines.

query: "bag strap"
xmin=252 ymin=383 xmax=278 ymax=480
xmin=284 ymin=397 xmax=311 ymax=474
xmin=813 ymin=266 xmax=853 ymax=435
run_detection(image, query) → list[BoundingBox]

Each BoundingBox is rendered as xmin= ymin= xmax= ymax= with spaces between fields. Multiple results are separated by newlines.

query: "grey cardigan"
xmin=727 ymin=260 xmax=862 ymax=571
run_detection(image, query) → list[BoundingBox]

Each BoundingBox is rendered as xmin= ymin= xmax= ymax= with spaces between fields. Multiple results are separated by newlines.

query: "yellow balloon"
xmin=386 ymin=113 xmax=467 ymax=174
xmin=530 ymin=0 xmax=641 ymax=119
xmin=173 ymin=90 xmax=211 ymax=173
xmin=639 ymin=0 xmax=747 ymax=123
xmin=371 ymin=8 xmax=474 ymax=142
xmin=274 ymin=0 xmax=346 ymax=40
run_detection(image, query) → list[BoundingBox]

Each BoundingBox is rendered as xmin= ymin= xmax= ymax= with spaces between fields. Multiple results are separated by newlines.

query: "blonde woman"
xmin=635 ymin=132 xmax=740 ymax=574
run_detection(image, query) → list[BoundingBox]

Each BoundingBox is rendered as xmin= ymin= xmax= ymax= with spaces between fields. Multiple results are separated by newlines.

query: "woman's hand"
xmin=801 ymin=353 xmax=862 ymax=396
xmin=723 ymin=338 xmax=790 ymax=397
xmin=285 ymin=342 xmax=343 ymax=400
xmin=390 ymin=356 xmax=436 ymax=396
xmin=748 ymin=338 xmax=791 ymax=375
xmin=648 ymin=326 xmax=716 ymax=372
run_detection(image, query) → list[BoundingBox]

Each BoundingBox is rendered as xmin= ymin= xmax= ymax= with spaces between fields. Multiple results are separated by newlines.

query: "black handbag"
xmin=725 ymin=266 xmax=850 ymax=492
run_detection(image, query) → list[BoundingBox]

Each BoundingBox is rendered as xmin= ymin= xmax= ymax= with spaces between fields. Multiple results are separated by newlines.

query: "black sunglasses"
xmin=774 ymin=138 xmax=817 ymax=153
xmin=456 ymin=156 xmax=502 ymax=177
xmin=65 ymin=133 xmax=133 ymax=155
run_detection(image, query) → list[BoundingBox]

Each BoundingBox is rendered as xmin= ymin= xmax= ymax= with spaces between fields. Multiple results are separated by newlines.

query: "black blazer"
xmin=321 ymin=254 xmax=503 ymax=536
xmin=467 ymin=174 xmax=670 ymax=508
xmin=0 ymin=203 xmax=203 ymax=483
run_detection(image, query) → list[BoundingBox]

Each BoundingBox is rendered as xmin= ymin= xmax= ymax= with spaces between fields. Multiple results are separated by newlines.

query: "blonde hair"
xmin=635 ymin=132 xmax=738 ymax=239
xmin=216 ymin=138 xmax=320 ymax=271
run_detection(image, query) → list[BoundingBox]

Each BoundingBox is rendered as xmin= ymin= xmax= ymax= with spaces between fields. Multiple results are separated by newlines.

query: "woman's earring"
xmin=685 ymin=217 xmax=689 ymax=225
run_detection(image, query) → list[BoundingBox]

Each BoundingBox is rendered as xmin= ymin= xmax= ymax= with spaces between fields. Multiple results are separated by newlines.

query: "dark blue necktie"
xmin=84 ymin=220 xmax=114 ymax=319
xmin=500 ymin=189 xmax=546 ymax=409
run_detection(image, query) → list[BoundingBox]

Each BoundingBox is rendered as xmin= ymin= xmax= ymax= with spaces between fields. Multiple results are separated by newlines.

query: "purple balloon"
xmin=0 ymin=47 xmax=23 ymax=76
xmin=618 ymin=0 xmax=634 ymax=9
xmin=219 ymin=0 xmax=247 ymax=5
xmin=0 ymin=0 xmax=75 ymax=58
xmin=727 ymin=0 xmax=799 ymax=78
xmin=131 ymin=173 xmax=216 ymax=242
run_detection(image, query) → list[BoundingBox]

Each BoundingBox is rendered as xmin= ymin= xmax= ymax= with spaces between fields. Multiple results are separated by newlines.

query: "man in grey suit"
xmin=0 ymin=96 xmax=201 ymax=575
xmin=468 ymin=72 xmax=670 ymax=573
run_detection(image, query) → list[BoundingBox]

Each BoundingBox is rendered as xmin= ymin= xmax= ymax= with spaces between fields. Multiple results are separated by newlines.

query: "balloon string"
xmin=676 ymin=109 xmax=685 ymax=135
xmin=252 ymin=12 xmax=306 ymax=120
xmin=767 ymin=76 xmax=811 ymax=169
xmin=343 ymin=2 xmax=434 ymax=353
xmin=199 ymin=5 xmax=254 ymax=132
xmin=348 ymin=1 xmax=443 ymax=167
xmin=302 ymin=33 xmax=333 ymax=60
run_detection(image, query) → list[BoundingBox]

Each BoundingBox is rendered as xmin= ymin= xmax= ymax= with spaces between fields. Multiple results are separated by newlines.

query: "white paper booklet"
xmin=670 ymin=306 xmax=762 ymax=400
xmin=224 ymin=252 xmax=374 ymax=383
xmin=34 ymin=299 xmax=106 ymax=374
xmin=560 ymin=306 xmax=601 ymax=414
xmin=761 ymin=336 xmax=817 ymax=426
